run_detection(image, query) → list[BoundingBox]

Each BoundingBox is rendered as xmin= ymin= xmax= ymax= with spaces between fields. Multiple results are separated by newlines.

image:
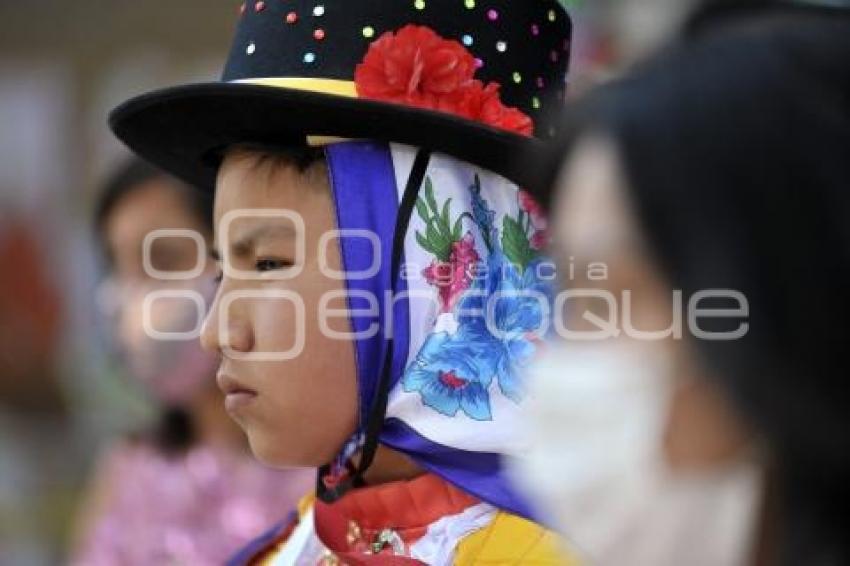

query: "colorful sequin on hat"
xmin=362 ymin=26 xmax=375 ymax=38
xmin=462 ymin=34 xmax=473 ymax=47
xmin=496 ymin=40 xmax=507 ymax=53
xmin=550 ymin=49 xmax=559 ymax=62
xmin=304 ymin=52 xmax=317 ymax=64
xmin=474 ymin=58 xmax=484 ymax=69
xmin=536 ymin=76 xmax=545 ymax=88
xmin=313 ymin=5 xmax=325 ymax=17
xmin=487 ymin=9 xmax=499 ymax=21
xmin=548 ymin=9 xmax=557 ymax=22
xmin=531 ymin=24 xmax=540 ymax=36
xmin=414 ymin=0 xmax=426 ymax=10
xmin=532 ymin=96 xmax=541 ymax=109
xmin=246 ymin=42 xmax=256 ymax=55
xmin=286 ymin=11 xmax=298 ymax=24
xmin=254 ymin=1 xmax=265 ymax=12
xmin=314 ymin=28 xmax=326 ymax=40
xmin=512 ymin=72 xmax=522 ymax=84
xmin=464 ymin=0 xmax=476 ymax=8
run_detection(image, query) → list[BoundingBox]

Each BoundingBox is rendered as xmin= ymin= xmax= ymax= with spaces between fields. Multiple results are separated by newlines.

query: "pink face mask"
xmin=98 ymin=277 xmax=219 ymax=405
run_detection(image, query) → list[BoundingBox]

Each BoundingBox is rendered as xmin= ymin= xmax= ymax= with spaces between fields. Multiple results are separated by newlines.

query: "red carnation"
xmin=355 ymin=25 xmax=477 ymax=109
xmin=355 ymin=25 xmax=535 ymax=137
xmin=449 ymin=81 xmax=534 ymax=137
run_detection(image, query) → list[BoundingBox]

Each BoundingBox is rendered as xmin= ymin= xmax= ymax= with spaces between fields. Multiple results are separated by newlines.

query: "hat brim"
xmin=109 ymin=82 xmax=550 ymax=194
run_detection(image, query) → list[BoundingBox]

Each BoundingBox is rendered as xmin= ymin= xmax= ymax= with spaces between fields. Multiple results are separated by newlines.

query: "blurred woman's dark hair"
xmin=94 ymin=157 xmax=214 ymax=263
xmin=94 ymin=157 xmax=214 ymax=454
xmin=542 ymin=3 xmax=849 ymax=564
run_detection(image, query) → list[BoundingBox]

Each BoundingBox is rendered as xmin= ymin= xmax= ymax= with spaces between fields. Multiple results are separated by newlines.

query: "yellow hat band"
xmin=234 ymin=77 xmax=359 ymax=98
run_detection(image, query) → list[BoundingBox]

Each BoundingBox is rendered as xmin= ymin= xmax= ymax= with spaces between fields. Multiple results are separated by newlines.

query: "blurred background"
xmin=0 ymin=1 xmax=698 ymax=563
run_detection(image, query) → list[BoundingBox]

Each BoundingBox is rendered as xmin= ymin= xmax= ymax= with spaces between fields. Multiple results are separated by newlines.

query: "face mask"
xmin=98 ymin=277 xmax=218 ymax=405
xmin=511 ymin=342 xmax=762 ymax=566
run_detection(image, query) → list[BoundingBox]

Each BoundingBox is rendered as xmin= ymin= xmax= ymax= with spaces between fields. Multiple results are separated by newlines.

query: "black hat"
xmin=109 ymin=0 xmax=572 ymax=193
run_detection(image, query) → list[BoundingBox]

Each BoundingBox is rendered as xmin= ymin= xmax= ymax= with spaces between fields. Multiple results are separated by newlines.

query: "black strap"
xmin=318 ymin=148 xmax=432 ymax=502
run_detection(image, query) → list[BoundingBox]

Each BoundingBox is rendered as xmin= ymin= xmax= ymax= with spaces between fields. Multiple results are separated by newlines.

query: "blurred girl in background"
xmin=72 ymin=158 xmax=312 ymax=565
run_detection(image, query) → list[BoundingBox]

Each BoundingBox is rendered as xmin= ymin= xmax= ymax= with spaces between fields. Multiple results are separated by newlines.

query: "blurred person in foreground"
xmin=71 ymin=158 xmax=312 ymax=565
xmin=515 ymin=1 xmax=850 ymax=566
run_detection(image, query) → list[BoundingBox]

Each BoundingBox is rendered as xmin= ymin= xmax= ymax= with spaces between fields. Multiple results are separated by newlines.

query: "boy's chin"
xmin=245 ymin=429 xmax=338 ymax=469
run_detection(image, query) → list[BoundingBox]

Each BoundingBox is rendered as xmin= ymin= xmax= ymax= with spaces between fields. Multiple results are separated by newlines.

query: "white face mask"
xmin=511 ymin=342 xmax=763 ymax=566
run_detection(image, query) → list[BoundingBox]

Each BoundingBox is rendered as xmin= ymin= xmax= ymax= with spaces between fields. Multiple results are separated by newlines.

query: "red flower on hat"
xmin=356 ymin=25 xmax=476 ymax=105
xmin=443 ymin=81 xmax=534 ymax=136
xmin=355 ymin=25 xmax=534 ymax=136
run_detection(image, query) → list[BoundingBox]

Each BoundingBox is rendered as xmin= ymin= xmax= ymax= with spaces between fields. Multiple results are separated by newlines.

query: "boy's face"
xmin=201 ymin=149 xmax=358 ymax=468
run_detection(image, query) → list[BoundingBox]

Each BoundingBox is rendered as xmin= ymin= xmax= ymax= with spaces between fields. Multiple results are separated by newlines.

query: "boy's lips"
xmin=217 ymin=371 xmax=258 ymax=413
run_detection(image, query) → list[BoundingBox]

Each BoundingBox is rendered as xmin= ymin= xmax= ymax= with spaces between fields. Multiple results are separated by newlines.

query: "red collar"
xmin=314 ymin=473 xmax=479 ymax=565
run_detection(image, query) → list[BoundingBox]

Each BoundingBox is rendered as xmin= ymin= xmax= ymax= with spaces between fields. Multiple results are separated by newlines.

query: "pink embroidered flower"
xmin=519 ymin=190 xmax=548 ymax=230
xmin=530 ymin=230 xmax=549 ymax=251
xmin=451 ymin=231 xmax=480 ymax=266
xmin=422 ymin=232 xmax=481 ymax=313
xmin=355 ymin=25 xmax=534 ymax=136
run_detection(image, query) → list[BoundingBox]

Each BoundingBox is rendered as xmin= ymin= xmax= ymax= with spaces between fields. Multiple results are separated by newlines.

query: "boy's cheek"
xmin=240 ymin=384 xmax=356 ymax=468
xmin=249 ymin=297 xmax=304 ymax=353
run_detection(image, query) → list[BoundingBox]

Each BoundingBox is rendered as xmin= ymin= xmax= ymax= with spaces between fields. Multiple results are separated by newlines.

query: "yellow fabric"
xmin=296 ymin=492 xmax=315 ymax=519
xmin=454 ymin=511 xmax=582 ymax=566
xmin=235 ymin=77 xmax=358 ymax=98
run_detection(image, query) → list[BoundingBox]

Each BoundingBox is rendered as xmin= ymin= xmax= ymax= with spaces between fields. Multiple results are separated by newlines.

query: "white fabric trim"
xmin=265 ymin=502 xmax=497 ymax=565
xmin=409 ymin=503 xmax=498 ymax=566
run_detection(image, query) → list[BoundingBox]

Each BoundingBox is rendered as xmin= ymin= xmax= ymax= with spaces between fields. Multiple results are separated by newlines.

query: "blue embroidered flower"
xmin=403 ymin=251 xmax=552 ymax=420
xmin=404 ymin=175 xmax=552 ymax=420
xmin=457 ymin=251 xmax=552 ymax=403
xmin=470 ymin=174 xmax=497 ymax=253
xmin=402 ymin=331 xmax=494 ymax=420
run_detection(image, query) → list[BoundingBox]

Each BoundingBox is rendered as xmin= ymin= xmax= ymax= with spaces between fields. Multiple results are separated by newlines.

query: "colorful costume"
xmin=109 ymin=1 xmax=576 ymax=563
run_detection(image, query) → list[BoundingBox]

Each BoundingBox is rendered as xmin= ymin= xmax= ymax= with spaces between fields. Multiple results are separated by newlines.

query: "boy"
xmin=110 ymin=1 xmax=577 ymax=563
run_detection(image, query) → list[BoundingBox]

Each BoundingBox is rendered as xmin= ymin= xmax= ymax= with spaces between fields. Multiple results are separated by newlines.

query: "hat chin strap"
xmin=318 ymin=148 xmax=433 ymax=503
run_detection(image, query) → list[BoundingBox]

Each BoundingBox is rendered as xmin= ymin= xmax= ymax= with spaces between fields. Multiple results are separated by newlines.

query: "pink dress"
xmin=72 ymin=441 xmax=313 ymax=565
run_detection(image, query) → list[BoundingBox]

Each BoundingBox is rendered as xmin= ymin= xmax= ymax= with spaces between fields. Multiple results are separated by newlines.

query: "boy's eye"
xmin=255 ymin=258 xmax=292 ymax=272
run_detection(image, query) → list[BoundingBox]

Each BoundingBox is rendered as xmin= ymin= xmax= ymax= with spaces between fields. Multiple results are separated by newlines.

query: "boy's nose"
xmin=199 ymin=292 xmax=223 ymax=353
xmin=199 ymin=306 xmax=220 ymax=354
xmin=200 ymin=292 xmax=254 ymax=354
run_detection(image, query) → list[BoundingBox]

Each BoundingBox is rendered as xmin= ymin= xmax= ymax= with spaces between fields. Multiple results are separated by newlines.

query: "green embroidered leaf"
xmin=502 ymin=216 xmax=536 ymax=273
xmin=440 ymin=199 xmax=452 ymax=237
xmin=427 ymin=223 xmax=451 ymax=261
xmin=424 ymin=177 xmax=438 ymax=215
xmin=415 ymin=198 xmax=430 ymax=224
xmin=415 ymin=230 xmax=431 ymax=253
xmin=453 ymin=216 xmax=463 ymax=241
